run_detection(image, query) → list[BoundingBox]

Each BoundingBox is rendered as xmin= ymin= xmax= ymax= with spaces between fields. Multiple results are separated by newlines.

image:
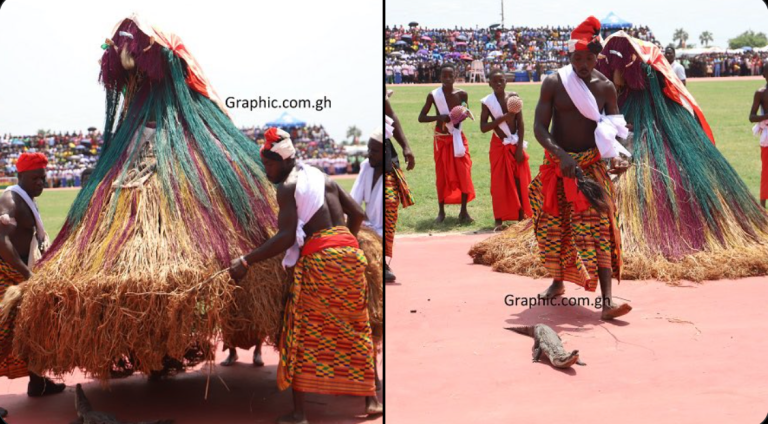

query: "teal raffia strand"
xmin=52 ymin=46 xmax=276 ymax=248
xmin=619 ymin=63 xmax=767 ymax=257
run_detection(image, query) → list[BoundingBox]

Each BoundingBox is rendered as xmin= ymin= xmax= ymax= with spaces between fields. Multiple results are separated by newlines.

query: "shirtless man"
xmin=229 ymin=129 xmax=382 ymax=424
xmin=0 ymin=153 xmax=66 ymax=409
xmin=531 ymin=16 xmax=631 ymax=320
xmin=749 ymin=63 xmax=768 ymax=208
xmin=418 ymin=63 xmax=475 ymax=224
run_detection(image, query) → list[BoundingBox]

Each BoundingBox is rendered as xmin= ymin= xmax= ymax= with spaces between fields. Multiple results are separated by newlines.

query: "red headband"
xmin=569 ymin=16 xmax=602 ymax=54
xmin=16 ymin=152 xmax=48 ymax=173
xmin=260 ymin=127 xmax=296 ymax=160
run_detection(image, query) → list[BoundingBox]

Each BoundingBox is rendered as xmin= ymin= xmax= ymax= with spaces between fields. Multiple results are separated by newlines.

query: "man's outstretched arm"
xmin=230 ymin=184 xmax=298 ymax=280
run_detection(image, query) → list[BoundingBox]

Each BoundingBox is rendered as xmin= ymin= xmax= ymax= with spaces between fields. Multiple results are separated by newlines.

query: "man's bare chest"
xmin=438 ymin=90 xmax=462 ymax=109
xmin=11 ymin=195 xmax=36 ymax=230
xmin=553 ymin=87 xmax=606 ymax=113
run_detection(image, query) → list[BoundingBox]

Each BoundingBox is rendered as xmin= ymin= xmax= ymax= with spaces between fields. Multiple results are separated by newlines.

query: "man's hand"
xmin=558 ymin=154 xmax=578 ymax=178
xmin=437 ymin=114 xmax=451 ymax=123
xmin=228 ymin=258 xmax=247 ymax=282
xmin=402 ymin=147 xmax=416 ymax=170
xmin=609 ymin=157 xmax=631 ymax=175
xmin=515 ymin=148 xmax=525 ymax=164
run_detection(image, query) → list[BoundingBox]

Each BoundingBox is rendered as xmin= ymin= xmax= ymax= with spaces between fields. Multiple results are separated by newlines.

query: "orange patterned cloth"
xmin=384 ymin=169 xmax=414 ymax=258
xmin=529 ymin=149 xmax=622 ymax=291
xmin=0 ymin=259 xmax=28 ymax=379
xmin=277 ymin=227 xmax=375 ymax=396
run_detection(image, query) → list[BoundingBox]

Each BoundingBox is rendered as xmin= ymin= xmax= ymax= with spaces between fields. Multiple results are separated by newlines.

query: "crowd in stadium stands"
xmin=0 ymin=131 xmax=101 ymax=187
xmin=0 ymin=123 xmax=364 ymax=186
xmin=240 ymin=124 xmax=364 ymax=174
xmin=680 ymin=52 xmax=767 ymax=78
xmin=385 ymin=24 xmax=659 ymax=83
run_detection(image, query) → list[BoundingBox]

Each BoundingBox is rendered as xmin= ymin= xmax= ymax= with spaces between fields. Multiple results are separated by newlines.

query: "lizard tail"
xmin=504 ymin=326 xmax=535 ymax=337
xmin=75 ymin=384 xmax=93 ymax=416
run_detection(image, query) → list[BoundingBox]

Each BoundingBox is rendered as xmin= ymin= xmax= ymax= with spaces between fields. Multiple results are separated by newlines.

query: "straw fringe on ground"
xmin=469 ymin=219 xmax=768 ymax=282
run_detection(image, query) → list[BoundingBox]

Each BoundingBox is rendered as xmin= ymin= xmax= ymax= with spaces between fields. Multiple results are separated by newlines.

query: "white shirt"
xmin=671 ymin=61 xmax=686 ymax=82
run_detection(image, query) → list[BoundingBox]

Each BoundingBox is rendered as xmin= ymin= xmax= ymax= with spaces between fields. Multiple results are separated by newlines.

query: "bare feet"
xmin=221 ymin=349 xmax=238 ymax=366
xmin=277 ymin=412 xmax=309 ymax=424
xmin=458 ymin=212 xmax=474 ymax=224
xmin=538 ymin=280 xmax=565 ymax=299
xmin=253 ymin=349 xmax=264 ymax=367
xmin=434 ymin=210 xmax=446 ymax=223
xmin=601 ymin=301 xmax=632 ymax=320
xmin=384 ymin=264 xmax=396 ymax=283
xmin=366 ymin=396 xmax=384 ymax=416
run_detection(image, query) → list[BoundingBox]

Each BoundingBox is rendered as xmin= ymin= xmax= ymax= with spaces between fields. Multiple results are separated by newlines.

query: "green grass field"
xmin=38 ymin=190 xmax=77 ymax=239
xmin=388 ymin=79 xmax=766 ymax=234
xmin=36 ymin=178 xmax=356 ymax=240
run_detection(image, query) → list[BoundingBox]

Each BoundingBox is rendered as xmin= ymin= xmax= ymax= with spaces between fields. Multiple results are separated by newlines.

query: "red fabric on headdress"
xmin=263 ymin=127 xmax=281 ymax=151
xmin=16 ymin=153 xmax=48 ymax=173
xmin=570 ymin=16 xmax=602 ymax=52
xmin=260 ymin=127 xmax=295 ymax=160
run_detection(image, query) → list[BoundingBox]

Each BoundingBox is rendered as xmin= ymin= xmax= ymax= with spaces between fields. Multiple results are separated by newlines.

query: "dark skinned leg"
xmin=598 ymin=267 xmax=632 ymax=320
xmin=221 ymin=346 xmax=238 ymax=366
xmin=458 ymin=194 xmax=473 ymax=223
xmin=538 ymin=280 xmax=565 ymax=299
xmin=253 ymin=340 xmax=264 ymax=367
xmin=366 ymin=349 xmax=384 ymax=414
xmin=366 ymin=395 xmax=383 ymax=415
xmin=435 ymin=202 xmax=446 ymax=223
xmin=277 ymin=390 xmax=308 ymax=424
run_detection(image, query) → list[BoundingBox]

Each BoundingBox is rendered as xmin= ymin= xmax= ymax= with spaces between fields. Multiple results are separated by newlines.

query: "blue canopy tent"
xmin=266 ymin=112 xmax=306 ymax=129
xmin=601 ymin=12 xmax=632 ymax=30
